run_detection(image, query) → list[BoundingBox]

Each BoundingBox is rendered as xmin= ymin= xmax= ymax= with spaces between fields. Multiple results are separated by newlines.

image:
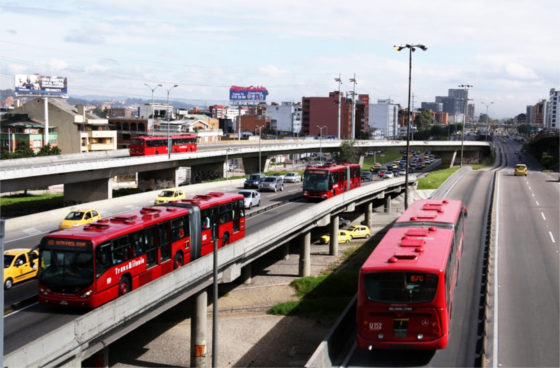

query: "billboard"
xmin=229 ymin=85 xmax=268 ymax=101
xmin=14 ymin=75 xmax=68 ymax=97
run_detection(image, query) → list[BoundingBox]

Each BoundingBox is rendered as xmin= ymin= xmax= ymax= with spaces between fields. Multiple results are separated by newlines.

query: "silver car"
xmin=238 ymin=190 xmax=261 ymax=209
xmin=284 ymin=172 xmax=301 ymax=183
xmin=259 ymin=176 xmax=284 ymax=192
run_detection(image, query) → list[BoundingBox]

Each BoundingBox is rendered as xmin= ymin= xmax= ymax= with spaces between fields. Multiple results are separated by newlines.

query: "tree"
xmin=13 ymin=140 xmax=35 ymax=158
xmin=541 ymin=153 xmax=559 ymax=170
xmin=91 ymin=107 xmax=104 ymax=117
xmin=479 ymin=113 xmax=490 ymax=123
xmin=36 ymin=143 xmax=62 ymax=156
xmin=414 ymin=110 xmax=433 ymax=130
xmin=356 ymin=130 xmax=370 ymax=140
xmin=430 ymin=125 xmax=445 ymax=137
xmin=337 ymin=140 xmax=360 ymax=163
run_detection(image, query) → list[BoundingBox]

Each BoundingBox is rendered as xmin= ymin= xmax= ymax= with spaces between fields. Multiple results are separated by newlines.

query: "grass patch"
xmin=417 ymin=167 xmax=460 ymax=190
xmin=0 ymin=193 xmax=64 ymax=216
xmin=469 ymin=164 xmax=486 ymax=170
xmin=113 ymin=188 xmax=139 ymax=198
xmin=362 ymin=151 xmax=403 ymax=171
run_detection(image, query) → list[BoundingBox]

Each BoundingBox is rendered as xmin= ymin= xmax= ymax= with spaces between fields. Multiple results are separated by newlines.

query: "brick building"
xmin=302 ymin=91 xmax=352 ymax=138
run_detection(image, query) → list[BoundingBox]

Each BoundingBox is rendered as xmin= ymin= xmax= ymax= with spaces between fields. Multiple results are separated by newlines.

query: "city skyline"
xmin=0 ymin=0 xmax=558 ymax=119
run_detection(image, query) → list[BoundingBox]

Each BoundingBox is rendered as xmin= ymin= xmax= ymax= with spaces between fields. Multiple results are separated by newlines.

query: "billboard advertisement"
xmin=229 ymin=85 xmax=268 ymax=101
xmin=14 ymin=75 xmax=68 ymax=96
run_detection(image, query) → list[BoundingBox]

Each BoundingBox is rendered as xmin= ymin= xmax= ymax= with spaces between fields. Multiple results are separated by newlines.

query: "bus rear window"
xmin=130 ymin=139 xmax=144 ymax=145
xmin=363 ymin=272 xmax=438 ymax=303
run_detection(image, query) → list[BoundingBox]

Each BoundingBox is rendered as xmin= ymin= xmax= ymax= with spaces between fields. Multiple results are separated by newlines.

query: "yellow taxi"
xmin=348 ymin=225 xmax=371 ymax=239
xmin=320 ymin=230 xmax=352 ymax=244
xmin=59 ymin=209 xmax=101 ymax=230
xmin=4 ymin=249 xmax=39 ymax=289
xmin=391 ymin=163 xmax=398 ymax=169
xmin=514 ymin=164 xmax=528 ymax=176
xmin=154 ymin=188 xmax=186 ymax=205
xmin=373 ymin=163 xmax=381 ymax=171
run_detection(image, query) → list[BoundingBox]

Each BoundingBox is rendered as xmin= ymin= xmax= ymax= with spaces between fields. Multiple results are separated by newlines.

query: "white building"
xmin=138 ymin=103 xmax=173 ymax=132
xmin=266 ymin=102 xmax=302 ymax=134
xmin=369 ymin=99 xmax=400 ymax=139
xmin=546 ymin=88 xmax=559 ymax=130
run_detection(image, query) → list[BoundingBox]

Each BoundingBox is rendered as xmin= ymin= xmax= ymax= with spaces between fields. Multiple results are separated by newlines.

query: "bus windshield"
xmin=130 ymin=139 xmax=144 ymax=146
xmin=39 ymin=249 xmax=94 ymax=293
xmin=303 ymin=171 xmax=329 ymax=191
xmin=363 ymin=272 xmax=438 ymax=303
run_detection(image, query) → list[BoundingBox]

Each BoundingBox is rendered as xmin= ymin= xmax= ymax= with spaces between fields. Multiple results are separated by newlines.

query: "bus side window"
xmin=158 ymin=221 xmax=171 ymax=261
xmin=112 ymin=236 xmax=130 ymax=265
xmin=238 ymin=200 xmax=245 ymax=218
xmin=172 ymin=217 xmax=186 ymax=241
xmin=145 ymin=226 xmax=157 ymax=267
xmin=96 ymin=243 xmax=112 ymax=278
xmin=130 ymin=230 xmax=145 ymax=257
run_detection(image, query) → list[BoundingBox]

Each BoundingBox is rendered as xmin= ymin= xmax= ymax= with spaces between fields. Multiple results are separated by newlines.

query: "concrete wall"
xmin=138 ymin=167 xmax=179 ymax=191
xmin=64 ymin=178 xmax=113 ymax=206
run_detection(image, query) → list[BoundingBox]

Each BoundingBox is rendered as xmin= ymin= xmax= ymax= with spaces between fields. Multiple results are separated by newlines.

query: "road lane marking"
xmin=288 ymin=189 xmax=299 ymax=192
xmin=4 ymin=302 xmax=39 ymax=317
xmin=550 ymin=232 xmax=556 ymax=243
xmin=267 ymin=194 xmax=278 ymax=198
xmin=541 ymin=213 xmax=546 ymax=220
xmin=340 ymin=341 xmax=357 ymax=368
xmin=532 ymin=193 xmax=535 ymax=197
xmin=536 ymin=201 xmax=539 ymax=206
xmin=493 ymin=172 xmax=501 ymax=368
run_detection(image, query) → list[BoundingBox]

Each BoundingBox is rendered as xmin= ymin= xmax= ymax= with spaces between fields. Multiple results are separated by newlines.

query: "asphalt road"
xmin=345 ymin=159 xmax=495 ymax=367
xmin=491 ymin=139 xmax=559 ymax=367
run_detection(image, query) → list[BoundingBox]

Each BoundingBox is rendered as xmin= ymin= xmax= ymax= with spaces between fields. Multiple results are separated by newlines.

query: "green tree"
xmin=541 ymin=153 xmax=558 ymax=170
xmin=37 ymin=143 xmax=62 ymax=156
xmin=91 ymin=107 xmax=104 ymax=117
xmin=356 ymin=130 xmax=370 ymax=140
xmin=430 ymin=125 xmax=445 ymax=137
xmin=337 ymin=140 xmax=360 ymax=163
xmin=13 ymin=140 xmax=35 ymax=158
xmin=414 ymin=110 xmax=433 ymax=130
xmin=517 ymin=124 xmax=530 ymax=135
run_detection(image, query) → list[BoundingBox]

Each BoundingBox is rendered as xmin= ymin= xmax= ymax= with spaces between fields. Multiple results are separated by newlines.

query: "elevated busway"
xmin=3 ymin=175 xmax=415 ymax=367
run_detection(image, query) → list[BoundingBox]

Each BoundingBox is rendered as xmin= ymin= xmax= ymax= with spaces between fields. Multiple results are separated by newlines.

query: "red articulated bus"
xmin=302 ymin=163 xmax=361 ymax=200
xmin=357 ymin=199 xmax=467 ymax=350
xmin=129 ymin=134 xmax=197 ymax=156
xmin=38 ymin=192 xmax=245 ymax=308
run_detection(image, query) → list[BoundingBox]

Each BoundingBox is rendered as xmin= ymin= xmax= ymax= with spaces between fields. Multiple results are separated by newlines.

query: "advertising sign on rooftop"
xmin=14 ymin=74 xmax=68 ymax=97
xmin=229 ymin=86 xmax=268 ymax=102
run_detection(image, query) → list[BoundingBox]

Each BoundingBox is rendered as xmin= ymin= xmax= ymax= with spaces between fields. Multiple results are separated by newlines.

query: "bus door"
xmin=157 ymin=221 xmax=171 ymax=263
xmin=200 ymin=206 xmax=217 ymax=256
xmin=171 ymin=215 xmax=190 ymax=264
xmin=232 ymin=200 xmax=240 ymax=233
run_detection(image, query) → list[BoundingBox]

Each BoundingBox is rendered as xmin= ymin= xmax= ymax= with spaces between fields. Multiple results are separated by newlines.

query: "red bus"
xmin=302 ymin=163 xmax=361 ymax=200
xmin=357 ymin=199 xmax=467 ymax=350
xmin=129 ymin=134 xmax=197 ymax=156
xmin=38 ymin=192 xmax=245 ymax=308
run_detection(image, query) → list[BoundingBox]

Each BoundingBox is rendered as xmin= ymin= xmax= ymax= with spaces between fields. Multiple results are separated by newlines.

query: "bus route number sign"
xmin=409 ymin=274 xmax=424 ymax=283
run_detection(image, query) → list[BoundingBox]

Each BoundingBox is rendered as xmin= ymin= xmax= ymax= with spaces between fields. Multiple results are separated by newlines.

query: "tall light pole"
xmin=350 ymin=74 xmax=357 ymax=139
xmin=317 ymin=125 xmax=326 ymax=164
xmin=394 ymin=43 xmax=427 ymax=210
xmin=166 ymin=85 xmax=178 ymax=159
xmin=335 ymin=75 xmax=342 ymax=139
xmin=458 ymin=84 xmax=473 ymax=167
xmin=225 ymin=148 xmax=232 ymax=180
xmin=144 ymin=83 xmax=162 ymax=135
xmin=257 ymin=124 xmax=265 ymax=173
xmin=482 ymin=101 xmax=494 ymax=143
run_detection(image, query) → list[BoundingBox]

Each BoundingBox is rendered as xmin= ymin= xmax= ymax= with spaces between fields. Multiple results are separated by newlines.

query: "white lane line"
xmin=493 ymin=172 xmax=501 ymax=368
xmin=4 ymin=302 xmax=40 ymax=317
xmin=246 ymin=202 xmax=295 ymax=219
xmin=550 ymin=232 xmax=556 ymax=243
xmin=541 ymin=212 xmax=546 ymax=220
xmin=536 ymin=201 xmax=539 ymax=206
xmin=340 ymin=341 xmax=357 ymax=368
xmin=22 ymin=228 xmax=42 ymax=235
xmin=532 ymin=193 xmax=535 ymax=197
xmin=288 ymin=189 xmax=299 ymax=192
xmin=267 ymin=194 xmax=278 ymax=198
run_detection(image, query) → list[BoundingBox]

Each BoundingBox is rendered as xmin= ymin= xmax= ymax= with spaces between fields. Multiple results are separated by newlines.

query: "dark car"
xmin=392 ymin=169 xmax=400 ymax=177
xmin=361 ymin=171 xmax=373 ymax=182
xmin=244 ymin=173 xmax=266 ymax=189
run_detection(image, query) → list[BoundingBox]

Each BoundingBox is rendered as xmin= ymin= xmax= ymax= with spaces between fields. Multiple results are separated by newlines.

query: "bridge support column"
xmin=138 ymin=167 xmax=179 ymax=191
xmin=299 ymin=232 xmax=311 ymax=277
xmin=190 ymin=162 xmax=225 ymax=184
xmin=440 ymin=150 xmax=458 ymax=168
xmin=281 ymin=243 xmax=290 ymax=260
xmin=365 ymin=202 xmax=373 ymax=228
xmin=240 ymin=264 xmax=252 ymax=284
xmin=92 ymin=346 xmax=109 ymax=368
xmin=242 ymin=156 xmax=271 ymax=174
xmin=64 ymin=178 xmax=113 ymax=206
xmin=329 ymin=215 xmax=339 ymax=256
xmin=190 ymin=290 xmax=207 ymax=368
xmin=384 ymin=195 xmax=392 ymax=213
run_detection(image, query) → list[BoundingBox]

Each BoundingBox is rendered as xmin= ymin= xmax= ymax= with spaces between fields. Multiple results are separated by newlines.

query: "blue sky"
xmin=0 ymin=0 xmax=558 ymax=119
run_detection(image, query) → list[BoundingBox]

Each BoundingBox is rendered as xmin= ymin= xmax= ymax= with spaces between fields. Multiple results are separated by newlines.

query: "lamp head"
xmin=394 ymin=45 xmax=404 ymax=51
xmin=158 ymin=84 xmax=162 ymax=87
xmin=174 ymin=84 xmax=178 ymax=87
xmin=418 ymin=45 xmax=427 ymax=51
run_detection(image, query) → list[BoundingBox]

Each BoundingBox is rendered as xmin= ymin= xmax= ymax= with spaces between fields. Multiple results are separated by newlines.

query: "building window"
xmin=33 ymin=140 xmax=41 ymax=148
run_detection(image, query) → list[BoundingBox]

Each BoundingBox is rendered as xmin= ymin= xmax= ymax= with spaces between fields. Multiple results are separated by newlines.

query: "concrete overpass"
xmin=0 ymin=140 xmax=489 ymax=204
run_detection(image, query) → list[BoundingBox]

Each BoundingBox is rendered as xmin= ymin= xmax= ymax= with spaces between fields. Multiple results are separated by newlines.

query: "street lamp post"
xmin=257 ymin=125 xmax=265 ymax=173
xmin=335 ymin=75 xmax=342 ymax=139
xmin=225 ymin=148 xmax=232 ymax=180
xmin=394 ymin=43 xmax=427 ymax=210
xmin=317 ymin=125 xmax=326 ymax=164
xmin=482 ymin=101 xmax=494 ymax=144
xmin=144 ymin=83 xmax=162 ymax=135
xmin=166 ymin=85 xmax=178 ymax=159
xmin=458 ymin=85 xmax=473 ymax=167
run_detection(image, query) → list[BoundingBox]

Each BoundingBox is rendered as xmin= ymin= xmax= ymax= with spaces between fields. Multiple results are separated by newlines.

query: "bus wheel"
xmin=174 ymin=253 xmax=183 ymax=269
xmin=222 ymin=234 xmax=229 ymax=247
xmin=4 ymin=278 xmax=13 ymax=290
xmin=155 ymin=150 xmax=159 ymax=155
xmin=118 ymin=277 xmax=130 ymax=296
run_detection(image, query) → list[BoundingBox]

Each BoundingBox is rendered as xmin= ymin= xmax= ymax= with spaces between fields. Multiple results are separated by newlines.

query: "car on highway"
xmin=373 ymin=163 xmax=381 ymax=171
xmin=59 ymin=209 xmax=102 ymax=230
xmin=259 ymin=176 xmax=284 ymax=192
xmin=320 ymin=230 xmax=352 ymax=244
xmin=154 ymin=188 xmax=186 ymax=205
xmin=284 ymin=172 xmax=302 ymax=183
xmin=391 ymin=163 xmax=399 ymax=170
xmin=378 ymin=170 xmax=386 ymax=178
xmin=347 ymin=225 xmax=371 ymax=239
xmin=514 ymin=164 xmax=528 ymax=176
xmin=392 ymin=169 xmax=400 ymax=177
xmin=361 ymin=171 xmax=374 ymax=182
xmin=384 ymin=171 xmax=394 ymax=179
xmin=415 ymin=163 xmax=423 ymax=170
xmin=244 ymin=173 xmax=266 ymax=189
xmin=398 ymin=168 xmax=407 ymax=176
xmin=238 ymin=189 xmax=261 ymax=209
xmin=4 ymin=248 xmax=39 ymax=290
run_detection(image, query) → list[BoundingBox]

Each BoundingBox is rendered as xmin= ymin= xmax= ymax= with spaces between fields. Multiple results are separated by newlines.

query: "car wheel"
xmin=4 ymin=278 xmax=13 ymax=290
xmin=365 ymin=234 xmax=370 ymax=239
xmin=346 ymin=239 xmax=350 ymax=244
xmin=274 ymin=187 xmax=277 ymax=192
xmin=248 ymin=202 xmax=252 ymax=210
xmin=119 ymin=277 xmax=131 ymax=296
xmin=257 ymin=200 xmax=261 ymax=207
xmin=281 ymin=185 xmax=284 ymax=191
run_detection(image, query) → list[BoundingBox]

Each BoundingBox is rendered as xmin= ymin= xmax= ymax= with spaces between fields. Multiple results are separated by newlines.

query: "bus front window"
xmin=303 ymin=172 xmax=329 ymax=191
xmin=39 ymin=250 xmax=94 ymax=293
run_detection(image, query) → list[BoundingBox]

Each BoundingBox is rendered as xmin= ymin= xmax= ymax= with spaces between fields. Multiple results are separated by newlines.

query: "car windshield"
xmin=286 ymin=173 xmax=295 ymax=177
xmin=364 ymin=272 xmax=438 ymax=303
xmin=249 ymin=175 xmax=262 ymax=180
xmin=239 ymin=191 xmax=252 ymax=198
xmin=516 ymin=165 xmax=526 ymax=169
xmin=159 ymin=191 xmax=175 ymax=197
xmin=65 ymin=211 xmax=85 ymax=220
xmin=4 ymin=255 xmax=15 ymax=268
xmin=39 ymin=249 xmax=94 ymax=293
xmin=264 ymin=177 xmax=276 ymax=182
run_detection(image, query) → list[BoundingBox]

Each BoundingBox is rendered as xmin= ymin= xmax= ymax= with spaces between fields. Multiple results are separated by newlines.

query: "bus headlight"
xmin=303 ymin=191 xmax=309 ymax=196
xmin=40 ymin=287 xmax=51 ymax=296
xmin=80 ymin=290 xmax=93 ymax=299
xmin=417 ymin=334 xmax=424 ymax=340
xmin=378 ymin=334 xmax=384 ymax=339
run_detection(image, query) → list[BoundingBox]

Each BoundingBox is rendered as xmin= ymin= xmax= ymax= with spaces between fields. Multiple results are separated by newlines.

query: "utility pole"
xmin=411 ymin=93 xmax=415 ymax=140
xmin=335 ymin=75 xmax=342 ymax=139
xmin=458 ymin=84 xmax=473 ymax=167
xmin=237 ymin=105 xmax=241 ymax=141
xmin=350 ymin=74 xmax=357 ymax=139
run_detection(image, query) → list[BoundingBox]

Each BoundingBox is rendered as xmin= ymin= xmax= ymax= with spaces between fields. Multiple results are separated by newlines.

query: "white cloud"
xmin=505 ymin=63 xmax=539 ymax=80
xmin=85 ymin=64 xmax=108 ymax=72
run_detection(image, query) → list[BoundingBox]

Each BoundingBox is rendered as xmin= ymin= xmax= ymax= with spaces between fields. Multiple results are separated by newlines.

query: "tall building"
xmin=435 ymin=96 xmax=460 ymax=115
xmin=448 ymin=88 xmax=469 ymax=114
xmin=421 ymin=102 xmax=443 ymax=112
xmin=267 ymin=102 xmax=302 ymax=135
xmin=369 ymin=99 xmax=400 ymax=139
xmin=534 ymin=100 xmax=546 ymax=126
xmin=301 ymin=91 xmax=352 ymax=138
xmin=546 ymin=88 xmax=559 ymax=129
xmin=354 ymin=95 xmax=370 ymax=134
xmin=526 ymin=105 xmax=534 ymax=125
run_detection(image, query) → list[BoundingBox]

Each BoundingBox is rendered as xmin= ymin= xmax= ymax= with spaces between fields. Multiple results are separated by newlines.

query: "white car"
xmin=284 ymin=172 xmax=302 ymax=183
xmin=238 ymin=190 xmax=261 ymax=209
xmin=384 ymin=171 xmax=394 ymax=179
